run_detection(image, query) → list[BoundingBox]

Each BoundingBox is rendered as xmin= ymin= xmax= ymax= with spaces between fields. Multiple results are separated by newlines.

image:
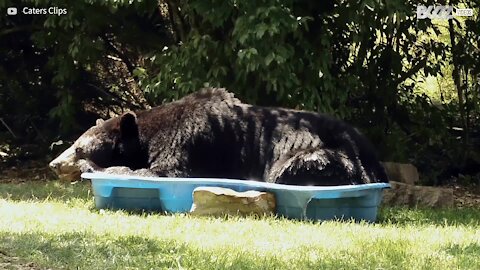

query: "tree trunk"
xmin=448 ymin=19 xmax=468 ymax=149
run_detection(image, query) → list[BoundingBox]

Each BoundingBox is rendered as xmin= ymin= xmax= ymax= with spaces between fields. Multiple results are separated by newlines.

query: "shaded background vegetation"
xmin=0 ymin=0 xmax=479 ymax=185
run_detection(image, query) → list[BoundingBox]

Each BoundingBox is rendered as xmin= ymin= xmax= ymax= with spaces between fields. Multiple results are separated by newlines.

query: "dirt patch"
xmin=0 ymin=161 xmax=56 ymax=184
xmin=452 ymin=184 xmax=480 ymax=208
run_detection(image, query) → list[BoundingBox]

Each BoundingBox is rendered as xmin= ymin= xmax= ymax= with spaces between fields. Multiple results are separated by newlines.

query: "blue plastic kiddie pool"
xmin=81 ymin=172 xmax=390 ymax=222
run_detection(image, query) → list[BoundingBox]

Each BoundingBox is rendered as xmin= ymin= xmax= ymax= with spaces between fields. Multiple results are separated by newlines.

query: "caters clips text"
xmin=22 ymin=7 xmax=67 ymax=16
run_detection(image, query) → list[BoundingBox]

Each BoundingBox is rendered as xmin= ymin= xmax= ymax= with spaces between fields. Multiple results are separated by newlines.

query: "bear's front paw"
xmin=104 ymin=166 xmax=133 ymax=175
xmin=77 ymin=159 xmax=100 ymax=173
xmin=133 ymin=168 xmax=157 ymax=177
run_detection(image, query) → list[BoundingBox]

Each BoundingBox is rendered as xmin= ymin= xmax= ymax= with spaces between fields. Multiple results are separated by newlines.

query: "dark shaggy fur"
xmin=52 ymin=88 xmax=388 ymax=185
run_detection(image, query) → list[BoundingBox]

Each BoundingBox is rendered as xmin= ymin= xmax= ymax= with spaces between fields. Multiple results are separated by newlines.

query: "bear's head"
xmin=49 ymin=112 xmax=144 ymax=181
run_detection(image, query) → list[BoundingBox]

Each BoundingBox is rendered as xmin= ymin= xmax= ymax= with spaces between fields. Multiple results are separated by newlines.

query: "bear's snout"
xmin=49 ymin=145 xmax=82 ymax=181
xmin=49 ymin=159 xmax=60 ymax=170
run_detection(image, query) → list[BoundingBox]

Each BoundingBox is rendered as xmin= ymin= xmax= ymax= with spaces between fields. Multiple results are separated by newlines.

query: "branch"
xmin=87 ymin=83 xmax=142 ymax=110
xmin=393 ymin=58 xmax=427 ymax=87
xmin=0 ymin=25 xmax=40 ymax=38
xmin=100 ymin=36 xmax=146 ymax=108
xmin=165 ymin=0 xmax=187 ymax=41
xmin=0 ymin=118 xmax=17 ymax=138
xmin=162 ymin=1 xmax=180 ymax=42
xmin=101 ymin=35 xmax=136 ymax=76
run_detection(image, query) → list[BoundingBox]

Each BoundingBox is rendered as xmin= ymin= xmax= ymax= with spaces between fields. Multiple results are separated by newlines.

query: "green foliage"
xmin=1 ymin=0 xmax=480 ymax=182
xmin=142 ymin=0 xmax=319 ymax=110
xmin=0 ymin=0 xmax=170 ymax=136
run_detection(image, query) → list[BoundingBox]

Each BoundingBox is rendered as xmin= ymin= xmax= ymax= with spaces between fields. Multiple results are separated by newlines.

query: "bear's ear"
xmin=96 ymin=119 xmax=104 ymax=126
xmin=119 ymin=112 xmax=138 ymax=139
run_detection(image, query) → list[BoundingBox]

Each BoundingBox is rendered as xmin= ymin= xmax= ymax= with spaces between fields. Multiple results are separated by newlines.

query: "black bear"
xmin=49 ymin=88 xmax=388 ymax=185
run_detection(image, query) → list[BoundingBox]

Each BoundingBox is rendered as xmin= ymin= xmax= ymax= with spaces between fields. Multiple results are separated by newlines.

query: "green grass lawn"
xmin=0 ymin=181 xmax=479 ymax=270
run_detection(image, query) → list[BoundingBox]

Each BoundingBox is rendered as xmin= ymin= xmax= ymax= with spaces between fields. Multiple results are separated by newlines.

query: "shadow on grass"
xmin=444 ymin=243 xmax=480 ymax=256
xmin=377 ymin=206 xmax=480 ymax=226
xmin=0 ymin=231 xmax=183 ymax=270
xmin=1 ymin=230 xmax=477 ymax=270
xmin=0 ymin=180 xmax=91 ymax=203
xmin=443 ymin=243 xmax=480 ymax=268
xmin=0 ymin=231 xmax=288 ymax=270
